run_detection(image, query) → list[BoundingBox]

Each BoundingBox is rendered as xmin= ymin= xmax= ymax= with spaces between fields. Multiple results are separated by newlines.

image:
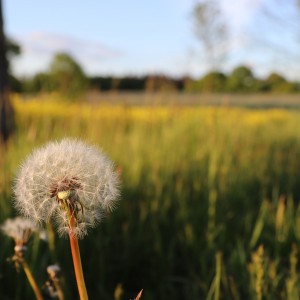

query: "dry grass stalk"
xmin=134 ymin=289 xmax=143 ymax=300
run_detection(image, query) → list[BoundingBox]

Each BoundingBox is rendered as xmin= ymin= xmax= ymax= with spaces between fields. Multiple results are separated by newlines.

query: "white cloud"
xmin=11 ymin=31 xmax=122 ymax=76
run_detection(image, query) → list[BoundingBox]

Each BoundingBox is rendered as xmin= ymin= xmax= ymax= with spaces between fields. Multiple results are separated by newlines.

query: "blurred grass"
xmin=1 ymin=94 xmax=300 ymax=299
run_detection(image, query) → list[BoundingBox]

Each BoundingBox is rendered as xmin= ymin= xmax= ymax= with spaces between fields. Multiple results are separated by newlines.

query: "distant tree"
xmin=184 ymin=78 xmax=202 ymax=92
xmin=145 ymin=75 xmax=177 ymax=92
xmin=48 ymin=52 xmax=88 ymax=98
xmin=6 ymin=38 xmax=22 ymax=93
xmin=185 ymin=71 xmax=226 ymax=93
xmin=89 ymin=76 xmax=114 ymax=91
xmin=0 ymin=0 xmax=14 ymax=144
xmin=22 ymin=72 xmax=53 ymax=94
xmin=118 ymin=76 xmax=145 ymax=91
xmin=6 ymin=38 xmax=21 ymax=59
xmin=264 ymin=72 xmax=298 ymax=93
xmin=174 ymin=76 xmax=188 ymax=91
xmin=226 ymin=66 xmax=259 ymax=93
xmin=200 ymin=71 xmax=227 ymax=92
xmin=9 ymin=74 xmax=22 ymax=93
xmin=264 ymin=73 xmax=286 ymax=91
xmin=192 ymin=0 xmax=229 ymax=70
xmin=110 ymin=77 xmax=120 ymax=91
xmin=89 ymin=75 xmax=184 ymax=92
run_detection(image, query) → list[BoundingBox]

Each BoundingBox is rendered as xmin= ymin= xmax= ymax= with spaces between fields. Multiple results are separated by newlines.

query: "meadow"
xmin=1 ymin=93 xmax=300 ymax=299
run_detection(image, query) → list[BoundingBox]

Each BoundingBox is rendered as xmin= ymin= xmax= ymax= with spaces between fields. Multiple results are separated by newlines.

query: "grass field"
xmin=1 ymin=93 xmax=300 ymax=299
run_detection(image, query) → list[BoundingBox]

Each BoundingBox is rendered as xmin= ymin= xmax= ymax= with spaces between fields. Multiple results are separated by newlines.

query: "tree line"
xmin=11 ymin=52 xmax=300 ymax=96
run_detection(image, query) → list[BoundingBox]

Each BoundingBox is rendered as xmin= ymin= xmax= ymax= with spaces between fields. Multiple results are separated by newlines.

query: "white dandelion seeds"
xmin=2 ymin=217 xmax=45 ymax=299
xmin=47 ymin=264 xmax=61 ymax=280
xmin=1 ymin=216 xmax=37 ymax=244
xmin=45 ymin=264 xmax=64 ymax=300
xmin=1 ymin=216 xmax=37 ymax=254
xmin=14 ymin=138 xmax=120 ymax=238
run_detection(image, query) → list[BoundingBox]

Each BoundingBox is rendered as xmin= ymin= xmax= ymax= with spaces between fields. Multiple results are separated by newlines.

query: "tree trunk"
xmin=0 ymin=0 xmax=14 ymax=145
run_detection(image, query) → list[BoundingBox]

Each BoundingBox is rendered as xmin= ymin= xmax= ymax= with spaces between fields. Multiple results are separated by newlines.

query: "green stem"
xmin=68 ymin=213 xmax=89 ymax=300
xmin=22 ymin=259 xmax=44 ymax=300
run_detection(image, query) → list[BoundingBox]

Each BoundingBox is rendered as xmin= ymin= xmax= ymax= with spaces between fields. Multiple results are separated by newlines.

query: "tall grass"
xmin=1 ymin=95 xmax=300 ymax=299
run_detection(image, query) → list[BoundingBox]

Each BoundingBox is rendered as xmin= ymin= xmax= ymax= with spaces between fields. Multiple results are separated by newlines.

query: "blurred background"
xmin=1 ymin=0 xmax=300 ymax=299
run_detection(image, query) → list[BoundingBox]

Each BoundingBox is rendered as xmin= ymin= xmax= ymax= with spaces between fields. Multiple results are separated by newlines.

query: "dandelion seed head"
xmin=14 ymin=138 xmax=120 ymax=238
xmin=47 ymin=264 xmax=61 ymax=279
xmin=1 ymin=216 xmax=37 ymax=246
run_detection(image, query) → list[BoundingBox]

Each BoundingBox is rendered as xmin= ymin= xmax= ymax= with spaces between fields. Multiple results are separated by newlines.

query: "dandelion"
xmin=14 ymin=138 xmax=119 ymax=238
xmin=47 ymin=264 xmax=61 ymax=279
xmin=1 ymin=216 xmax=36 ymax=255
xmin=44 ymin=264 xmax=64 ymax=300
xmin=14 ymin=138 xmax=120 ymax=300
xmin=1 ymin=217 xmax=44 ymax=300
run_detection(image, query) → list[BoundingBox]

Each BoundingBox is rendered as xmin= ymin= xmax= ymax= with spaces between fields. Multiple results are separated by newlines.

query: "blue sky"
xmin=3 ymin=0 xmax=300 ymax=80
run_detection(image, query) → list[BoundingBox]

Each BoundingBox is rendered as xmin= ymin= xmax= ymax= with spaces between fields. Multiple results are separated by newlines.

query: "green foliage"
xmin=48 ymin=52 xmax=88 ymax=98
xmin=9 ymin=74 xmax=22 ymax=93
xmin=226 ymin=66 xmax=258 ymax=93
xmin=265 ymin=73 xmax=299 ymax=93
xmin=185 ymin=71 xmax=227 ymax=93
xmin=13 ymin=56 xmax=300 ymax=94
xmin=6 ymin=38 xmax=21 ymax=58
xmin=185 ymin=66 xmax=300 ymax=94
xmin=21 ymin=72 xmax=53 ymax=94
xmin=19 ymin=53 xmax=88 ymax=98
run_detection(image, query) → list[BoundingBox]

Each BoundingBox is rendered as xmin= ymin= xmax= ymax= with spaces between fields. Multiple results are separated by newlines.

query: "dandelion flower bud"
xmin=14 ymin=138 xmax=120 ymax=238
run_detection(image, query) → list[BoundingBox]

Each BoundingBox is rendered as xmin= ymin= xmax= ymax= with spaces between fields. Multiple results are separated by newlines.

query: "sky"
xmin=3 ymin=0 xmax=300 ymax=80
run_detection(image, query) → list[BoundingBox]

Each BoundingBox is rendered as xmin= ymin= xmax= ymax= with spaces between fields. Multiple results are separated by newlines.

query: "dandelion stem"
xmin=52 ymin=279 xmax=65 ymax=300
xmin=68 ymin=212 xmax=89 ymax=300
xmin=22 ymin=259 xmax=44 ymax=300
